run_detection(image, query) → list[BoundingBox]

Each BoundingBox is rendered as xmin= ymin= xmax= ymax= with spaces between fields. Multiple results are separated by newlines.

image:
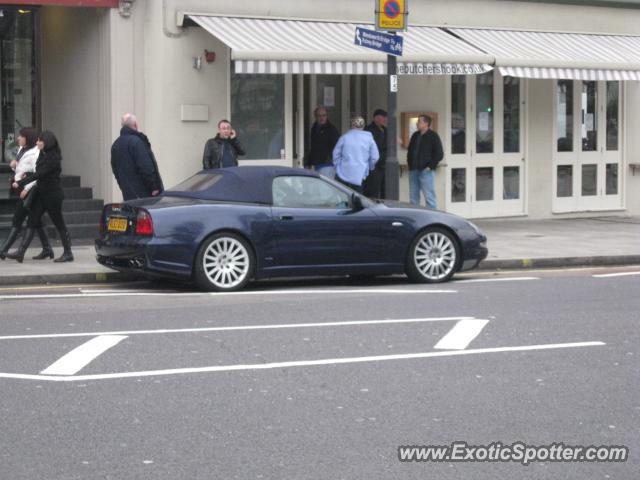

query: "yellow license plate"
xmin=107 ymin=217 xmax=128 ymax=232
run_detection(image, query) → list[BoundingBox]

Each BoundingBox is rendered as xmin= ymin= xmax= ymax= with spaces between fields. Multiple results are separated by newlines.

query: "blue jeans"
xmin=409 ymin=168 xmax=436 ymax=209
xmin=314 ymin=164 xmax=335 ymax=179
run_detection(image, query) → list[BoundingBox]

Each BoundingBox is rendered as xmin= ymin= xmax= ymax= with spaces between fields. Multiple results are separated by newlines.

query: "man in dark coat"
xmin=407 ymin=114 xmax=444 ymax=209
xmin=363 ymin=109 xmax=388 ymax=198
xmin=111 ymin=113 xmax=164 ymax=201
xmin=304 ymin=106 xmax=340 ymax=178
xmin=202 ymin=119 xmax=246 ymax=169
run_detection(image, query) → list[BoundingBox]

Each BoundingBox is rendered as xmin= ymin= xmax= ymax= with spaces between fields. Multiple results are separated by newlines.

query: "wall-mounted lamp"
xmin=205 ymin=50 xmax=216 ymax=63
xmin=192 ymin=56 xmax=202 ymax=70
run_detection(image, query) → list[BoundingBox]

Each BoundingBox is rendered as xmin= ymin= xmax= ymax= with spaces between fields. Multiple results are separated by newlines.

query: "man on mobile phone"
xmin=203 ymin=119 xmax=246 ymax=169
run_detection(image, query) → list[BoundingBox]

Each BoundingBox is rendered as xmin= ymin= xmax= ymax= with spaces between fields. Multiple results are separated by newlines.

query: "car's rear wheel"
xmin=194 ymin=232 xmax=254 ymax=292
xmin=406 ymin=227 xmax=460 ymax=283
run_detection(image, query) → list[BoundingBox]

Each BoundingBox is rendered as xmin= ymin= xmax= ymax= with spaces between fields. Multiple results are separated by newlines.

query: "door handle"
xmin=279 ymin=215 xmax=294 ymax=221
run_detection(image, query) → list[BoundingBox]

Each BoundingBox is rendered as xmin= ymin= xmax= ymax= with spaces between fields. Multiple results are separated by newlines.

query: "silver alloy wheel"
xmin=413 ymin=231 xmax=457 ymax=281
xmin=202 ymin=237 xmax=250 ymax=289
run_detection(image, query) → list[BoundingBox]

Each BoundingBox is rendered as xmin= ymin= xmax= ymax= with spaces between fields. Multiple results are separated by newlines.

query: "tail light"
xmin=135 ymin=209 xmax=154 ymax=235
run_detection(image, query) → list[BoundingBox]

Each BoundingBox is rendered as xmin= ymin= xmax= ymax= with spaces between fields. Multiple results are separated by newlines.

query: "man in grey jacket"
xmin=203 ymin=119 xmax=246 ymax=169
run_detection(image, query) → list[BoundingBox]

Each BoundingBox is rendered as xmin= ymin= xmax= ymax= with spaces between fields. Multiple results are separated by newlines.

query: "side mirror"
xmin=351 ymin=193 xmax=364 ymax=211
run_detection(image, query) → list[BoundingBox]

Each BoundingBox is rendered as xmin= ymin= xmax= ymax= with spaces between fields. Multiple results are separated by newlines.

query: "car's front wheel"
xmin=406 ymin=227 xmax=460 ymax=283
xmin=194 ymin=232 xmax=255 ymax=292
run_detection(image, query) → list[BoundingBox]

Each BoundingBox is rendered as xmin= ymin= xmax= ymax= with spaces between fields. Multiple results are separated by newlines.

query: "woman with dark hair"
xmin=0 ymin=127 xmax=53 ymax=260
xmin=7 ymin=130 xmax=73 ymax=263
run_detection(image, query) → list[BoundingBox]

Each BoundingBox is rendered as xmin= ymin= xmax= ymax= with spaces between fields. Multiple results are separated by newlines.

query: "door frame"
xmin=445 ymin=70 xmax=527 ymax=219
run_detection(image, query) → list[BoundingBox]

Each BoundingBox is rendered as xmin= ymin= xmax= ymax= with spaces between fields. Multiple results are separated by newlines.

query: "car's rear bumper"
xmin=95 ymin=238 xmax=191 ymax=280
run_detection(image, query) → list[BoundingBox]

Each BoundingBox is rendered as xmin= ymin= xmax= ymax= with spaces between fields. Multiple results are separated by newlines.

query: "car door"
xmin=270 ymin=175 xmax=388 ymax=270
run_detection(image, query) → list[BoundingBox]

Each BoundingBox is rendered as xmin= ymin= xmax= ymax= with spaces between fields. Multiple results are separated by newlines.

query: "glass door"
xmin=553 ymin=80 xmax=622 ymax=212
xmin=0 ymin=7 xmax=37 ymax=164
xmin=446 ymin=71 xmax=525 ymax=218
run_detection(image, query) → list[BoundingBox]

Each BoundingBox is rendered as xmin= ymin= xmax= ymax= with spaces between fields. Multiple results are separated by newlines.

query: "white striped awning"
xmin=185 ymin=15 xmax=493 ymax=75
xmin=449 ymin=28 xmax=640 ymax=81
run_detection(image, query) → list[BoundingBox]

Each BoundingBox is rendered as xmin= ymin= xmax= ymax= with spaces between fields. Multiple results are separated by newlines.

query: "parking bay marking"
xmin=0 ymin=317 xmax=604 ymax=382
xmin=40 ymin=335 xmax=128 ymax=376
xmin=0 ymin=341 xmax=606 ymax=382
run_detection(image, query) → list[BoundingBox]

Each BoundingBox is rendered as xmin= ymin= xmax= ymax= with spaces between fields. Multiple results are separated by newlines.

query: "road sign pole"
xmin=385 ymin=52 xmax=399 ymax=200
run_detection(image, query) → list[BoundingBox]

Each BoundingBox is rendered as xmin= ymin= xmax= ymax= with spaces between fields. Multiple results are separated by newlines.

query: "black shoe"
xmin=32 ymin=248 xmax=54 ymax=260
xmin=33 ymin=227 xmax=54 ymax=260
xmin=54 ymin=251 xmax=74 ymax=263
xmin=5 ymin=250 xmax=24 ymax=263
xmin=0 ymin=227 xmax=21 ymax=260
xmin=8 ymin=228 xmax=36 ymax=263
xmin=54 ymin=228 xmax=73 ymax=263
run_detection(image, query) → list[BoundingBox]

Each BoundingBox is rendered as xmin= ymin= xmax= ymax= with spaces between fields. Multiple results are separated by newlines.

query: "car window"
xmin=272 ymin=176 xmax=350 ymax=208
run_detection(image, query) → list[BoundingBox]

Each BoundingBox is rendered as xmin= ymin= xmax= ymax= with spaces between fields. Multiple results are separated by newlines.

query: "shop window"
xmin=581 ymin=81 xmax=597 ymax=152
xmin=231 ymin=73 xmax=284 ymax=160
xmin=606 ymin=163 xmax=618 ymax=195
xmin=475 ymin=167 xmax=493 ymax=201
xmin=557 ymin=165 xmax=573 ymax=197
xmin=581 ymin=164 xmax=597 ymax=196
xmin=503 ymin=77 xmax=520 ymax=153
xmin=606 ymin=81 xmax=619 ymax=151
xmin=451 ymin=75 xmax=466 ymax=154
xmin=475 ymin=72 xmax=493 ymax=154
xmin=451 ymin=168 xmax=466 ymax=202
xmin=556 ymin=81 xmax=573 ymax=152
xmin=503 ymin=166 xmax=519 ymax=200
xmin=1 ymin=8 xmax=37 ymax=163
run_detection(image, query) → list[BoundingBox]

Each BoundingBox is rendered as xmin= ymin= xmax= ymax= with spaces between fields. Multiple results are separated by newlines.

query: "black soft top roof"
xmin=163 ymin=166 xmax=320 ymax=204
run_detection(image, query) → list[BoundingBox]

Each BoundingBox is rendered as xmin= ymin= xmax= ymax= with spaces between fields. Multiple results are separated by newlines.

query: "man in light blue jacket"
xmin=332 ymin=116 xmax=380 ymax=193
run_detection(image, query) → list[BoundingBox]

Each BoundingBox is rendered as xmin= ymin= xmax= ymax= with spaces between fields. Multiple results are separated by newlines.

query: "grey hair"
xmin=350 ymin=116 xmax=365 ymax=129
xmin=121 ymin=113 xmax=137 ymax=128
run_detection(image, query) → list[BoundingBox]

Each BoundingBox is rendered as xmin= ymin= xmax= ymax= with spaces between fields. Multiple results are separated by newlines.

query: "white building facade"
xmin=4 ymin=0 xmax=640 ymax=219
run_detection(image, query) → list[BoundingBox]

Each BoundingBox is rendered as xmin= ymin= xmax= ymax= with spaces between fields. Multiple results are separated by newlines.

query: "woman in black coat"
xmin=0 ymin=127 xmax=53 ymax=260
xmin=7 ymin=131 xmax=73 ymax=263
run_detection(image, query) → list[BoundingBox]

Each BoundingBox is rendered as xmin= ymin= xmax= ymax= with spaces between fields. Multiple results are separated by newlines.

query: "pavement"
xmin=0 ymin=215 xmax=638 ymax=286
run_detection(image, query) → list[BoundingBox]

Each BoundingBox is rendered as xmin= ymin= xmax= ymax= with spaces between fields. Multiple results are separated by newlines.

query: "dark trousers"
xmin=11 ymin=197 xmax=43 ymax=228
xmin=335 ymin=175 xmax=362 ymax=194
xmin=363 ymin=167 xmax=385 ymax=199
xmin=27 ymin=190 xmax=67 ymax=231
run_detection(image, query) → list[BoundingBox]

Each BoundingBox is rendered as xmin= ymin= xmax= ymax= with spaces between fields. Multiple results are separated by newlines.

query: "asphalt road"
xmin=0 ymin=267 xmax=638 ymax=479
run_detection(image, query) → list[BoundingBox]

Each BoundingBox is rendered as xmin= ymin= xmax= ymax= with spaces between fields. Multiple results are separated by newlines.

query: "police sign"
xmin=376 ymin=0 xmax=408 ymax=32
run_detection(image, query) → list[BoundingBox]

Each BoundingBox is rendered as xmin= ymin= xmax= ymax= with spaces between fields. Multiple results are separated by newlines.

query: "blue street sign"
xmin=354 ymin=27 xmax=403 ymax=56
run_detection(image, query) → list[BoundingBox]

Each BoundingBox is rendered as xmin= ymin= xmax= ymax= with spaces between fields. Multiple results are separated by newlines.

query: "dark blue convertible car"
xmin=96 ymin=166 xmax=487 ymax=291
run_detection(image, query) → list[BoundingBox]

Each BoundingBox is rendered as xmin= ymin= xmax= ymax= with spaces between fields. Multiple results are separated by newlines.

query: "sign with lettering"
xmin=354 ymin=27 xmax=403 ymax=56
xmin=376 ymin=0 xmax=407 ymax=32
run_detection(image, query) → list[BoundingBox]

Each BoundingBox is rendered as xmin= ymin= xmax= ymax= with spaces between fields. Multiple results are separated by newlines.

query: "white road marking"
xmin=434 ymin=319 xmax=490 ymax=350
xmin=0 ymin=317 xmax=475 ymax=341
xmin=0 ymin=341 xmax=605 ymax=382
xmin=40 ymin=335 xmax=128 ymax=376
xmin=454 ymin=277 xmax=539 ymax=283
xmin=0 ymin=288 xmax=456 ymax=301
xmin=592 ymin=271 xmax=640 ymax=278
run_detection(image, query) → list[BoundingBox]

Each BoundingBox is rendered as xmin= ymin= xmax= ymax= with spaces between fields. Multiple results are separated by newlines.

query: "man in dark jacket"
xmin=304 ymin=106 xmax=340 ymax=178
xmin=111 ymin=113 xmax=164 ymax=201
xmin=363 ymin=109 xmax=388 ymax=198
xmin=407 ymin=114 xmax=444 ymax=209
xmin=202 ymin=119 xmax=246 ymax=169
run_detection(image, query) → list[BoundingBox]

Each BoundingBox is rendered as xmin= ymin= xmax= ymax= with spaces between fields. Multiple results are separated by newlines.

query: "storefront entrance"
xmin=445 ymin=71 xmax=526 ymax=218
xmin=553 ymin=80 xmax=622 ymax=212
